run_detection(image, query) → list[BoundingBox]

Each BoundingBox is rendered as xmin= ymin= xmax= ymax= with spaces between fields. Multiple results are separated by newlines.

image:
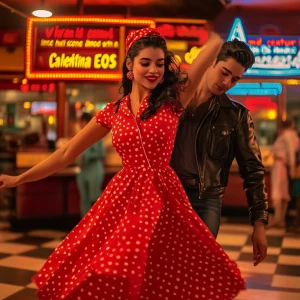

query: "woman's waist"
xmin=122 ymin=164 xmax=170 ymax=170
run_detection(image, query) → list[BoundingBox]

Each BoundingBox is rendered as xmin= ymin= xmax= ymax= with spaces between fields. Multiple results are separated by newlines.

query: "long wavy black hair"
xmin=114 ymin=35 xmax=188 ymax=120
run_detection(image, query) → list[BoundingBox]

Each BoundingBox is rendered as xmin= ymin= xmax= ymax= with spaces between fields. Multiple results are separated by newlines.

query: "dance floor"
xmin=0 ymin=219 xmax=300 ymax=299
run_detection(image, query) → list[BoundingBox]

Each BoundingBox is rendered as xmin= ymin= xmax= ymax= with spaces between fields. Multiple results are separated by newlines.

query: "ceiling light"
xmin=32 ymin=9 xmax=52 ymax=18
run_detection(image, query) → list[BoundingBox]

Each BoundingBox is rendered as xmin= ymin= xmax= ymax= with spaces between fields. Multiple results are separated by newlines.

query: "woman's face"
xmin=129 ymin=47 xmax=165 ymax=91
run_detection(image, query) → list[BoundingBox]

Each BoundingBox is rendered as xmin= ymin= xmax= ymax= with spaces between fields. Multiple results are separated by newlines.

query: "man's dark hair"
xmin=215 ymin=38 xmax=255 ymax=71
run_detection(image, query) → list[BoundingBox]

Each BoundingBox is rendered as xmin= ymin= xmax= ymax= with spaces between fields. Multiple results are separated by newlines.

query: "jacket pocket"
xmin=209 ymin=125 xmax=234 ymax=160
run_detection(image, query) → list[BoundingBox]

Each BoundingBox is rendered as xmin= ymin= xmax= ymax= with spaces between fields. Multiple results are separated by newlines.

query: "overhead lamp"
xmin=32 ymin=0 xmax=52 ymax=18
xmin=32 ymin=9 xmax=52 ymax=18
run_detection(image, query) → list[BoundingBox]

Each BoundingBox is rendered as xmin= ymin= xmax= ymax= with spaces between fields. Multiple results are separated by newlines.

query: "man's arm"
xmin=235 ymin=109 xmax=268 ymax=265
xmin=235 ymin=110 xmax=268 ymax=225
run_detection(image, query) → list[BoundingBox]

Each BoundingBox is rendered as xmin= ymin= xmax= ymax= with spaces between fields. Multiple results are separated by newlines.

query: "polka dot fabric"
xmin=33 ymin=95 xmax=245 ymax=299
xmin=125 ymin=28 xmax=166 ymax=54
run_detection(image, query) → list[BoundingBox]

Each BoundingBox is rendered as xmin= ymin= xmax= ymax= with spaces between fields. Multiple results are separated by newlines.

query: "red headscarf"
xmin=125 ymin=27 xmax=166 ymax=54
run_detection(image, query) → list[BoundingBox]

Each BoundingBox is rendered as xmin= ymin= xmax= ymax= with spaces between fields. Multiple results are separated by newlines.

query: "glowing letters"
xmin=49 ymin=53 xmax=92 ymax=69
xmin=36 ymin=25 xmax=120 ymax=71
xmin=227 ymin=82 xmax=282 ymax=96
xmin=45 ymin=26 xmax=115 ymax=40
xmin=94 ymin=54 xmax=117 ymax=69
xmin=26 ymin=16 xmax=155 ymax=80
xmin=49 ymin=53 xmax=117 ymax=70
xmin=228 ymin=18 xmax=300 ymax=76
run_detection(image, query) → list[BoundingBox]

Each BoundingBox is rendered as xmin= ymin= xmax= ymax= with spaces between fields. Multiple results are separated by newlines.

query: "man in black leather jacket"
xmin=171 ymin=39 xmax=268 ymax=266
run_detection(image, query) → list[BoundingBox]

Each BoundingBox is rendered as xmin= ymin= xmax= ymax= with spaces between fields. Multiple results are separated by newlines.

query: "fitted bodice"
xmin=96 ymin=95 xmax=180 ymax=169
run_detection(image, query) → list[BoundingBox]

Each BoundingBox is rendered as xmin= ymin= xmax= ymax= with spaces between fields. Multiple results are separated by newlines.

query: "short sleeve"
xmin=95 ymin=102 xmax=115 ymax=129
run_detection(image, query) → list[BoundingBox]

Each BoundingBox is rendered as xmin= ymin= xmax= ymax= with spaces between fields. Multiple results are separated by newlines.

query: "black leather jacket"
xmin=194 ymin=94 xmax=268 ymax=225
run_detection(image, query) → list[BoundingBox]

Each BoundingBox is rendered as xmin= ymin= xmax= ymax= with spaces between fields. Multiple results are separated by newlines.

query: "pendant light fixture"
xmin=32 ymin=0 xmax=52 ymax=18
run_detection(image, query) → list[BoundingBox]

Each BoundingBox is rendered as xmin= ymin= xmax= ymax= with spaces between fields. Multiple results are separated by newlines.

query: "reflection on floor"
xmin=0 ymin=219 xmax=300 ymax=299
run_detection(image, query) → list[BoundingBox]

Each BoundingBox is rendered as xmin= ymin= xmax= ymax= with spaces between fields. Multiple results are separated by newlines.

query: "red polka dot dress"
xmin=33 ymin=95 xmax=245 ymax=299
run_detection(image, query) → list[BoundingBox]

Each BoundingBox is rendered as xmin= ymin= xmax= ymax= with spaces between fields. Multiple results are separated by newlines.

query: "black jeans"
xmin=183 ymin=185 xmax=222 ymax=238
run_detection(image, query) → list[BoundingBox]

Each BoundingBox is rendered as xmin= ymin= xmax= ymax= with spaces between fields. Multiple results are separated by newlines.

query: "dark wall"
xmin=215 ymin=6 xmax=299 ymax=37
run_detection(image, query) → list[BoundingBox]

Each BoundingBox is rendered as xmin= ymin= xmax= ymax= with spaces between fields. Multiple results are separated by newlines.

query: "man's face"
xmin=206 ymin=57 xmax=245 ymax=95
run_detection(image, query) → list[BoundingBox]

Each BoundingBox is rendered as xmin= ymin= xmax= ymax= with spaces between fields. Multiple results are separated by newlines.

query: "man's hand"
xmin=252 ymin=221 xmax=268 ymax=266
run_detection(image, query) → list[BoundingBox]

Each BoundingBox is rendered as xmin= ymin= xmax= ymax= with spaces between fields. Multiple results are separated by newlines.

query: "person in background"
xmin=268 ymin=119 xmax=299 ymax=228
xmin=76 ymin=112 xmax=105 ymax=217
xmin=289 ymin=130 xmax=300 ymax=232
xmin=171 ymin=39 xmax=268 ymax=266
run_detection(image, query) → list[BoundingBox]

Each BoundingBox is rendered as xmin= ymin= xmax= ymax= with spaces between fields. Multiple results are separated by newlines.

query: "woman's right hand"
xmin=0 ymin=174 xmax=20 ymax=190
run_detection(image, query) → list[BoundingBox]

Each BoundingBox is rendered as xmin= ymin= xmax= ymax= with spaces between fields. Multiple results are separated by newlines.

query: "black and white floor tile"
xmin=0 ymin=220 xmax=300 ymax=299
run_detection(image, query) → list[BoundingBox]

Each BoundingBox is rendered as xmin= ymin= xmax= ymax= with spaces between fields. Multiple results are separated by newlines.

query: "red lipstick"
xmin=145 ymin=76 xmax=158 ymax=82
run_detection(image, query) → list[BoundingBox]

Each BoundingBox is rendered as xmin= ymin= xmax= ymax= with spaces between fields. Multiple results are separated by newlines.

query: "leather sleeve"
xmin=235 ymin=110 xmax=268 ymax=225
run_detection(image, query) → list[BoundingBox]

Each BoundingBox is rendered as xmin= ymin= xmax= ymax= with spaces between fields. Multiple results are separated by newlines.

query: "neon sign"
xmin=155 ymin=20 xmax=208 ymax=66
xmin=26 ymin=17 xmax=155 ymax=80
xmin=0 ymin=30 xmax=21 ymax=46
xmin=227 ymin=82 xmax=282 ymax=96
xmin=34 ymin=23 xmax=120 ymax=73
xmin=228 ymin=18 xmax=300 ymax=77
xmin=156 ymin=23 xmax=207 ymax=40
xmin=47 ymin=53 xmax=117 ymax=69
xmin=21 ymin=83 xmax=55 ymax=93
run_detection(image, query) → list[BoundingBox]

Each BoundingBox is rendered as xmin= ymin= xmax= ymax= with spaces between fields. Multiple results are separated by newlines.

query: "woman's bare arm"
xmin=0 ymin=120 xmax=110 ymax=189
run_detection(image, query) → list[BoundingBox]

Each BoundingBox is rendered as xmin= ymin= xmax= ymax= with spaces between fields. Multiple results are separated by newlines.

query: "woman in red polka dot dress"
xmin=0 ymin=28 xmax=245 ymax=299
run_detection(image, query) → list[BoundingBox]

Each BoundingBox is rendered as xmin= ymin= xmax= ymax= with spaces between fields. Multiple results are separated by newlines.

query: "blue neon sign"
xmin=227 ymin=18 xmax=300 ymax=77
xmin=227 ymin=82 xmax=282 ymax=96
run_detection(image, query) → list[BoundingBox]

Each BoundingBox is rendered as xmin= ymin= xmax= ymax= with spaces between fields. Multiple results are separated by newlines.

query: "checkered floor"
xmin=0 ymin=219 xmax=300 ymax=300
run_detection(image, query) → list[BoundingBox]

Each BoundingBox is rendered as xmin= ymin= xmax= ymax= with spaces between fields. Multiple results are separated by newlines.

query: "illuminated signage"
xmin=228 ymin=18 xmax=300 ymax=77
xmin=35 ymin=25 xmax=119 ymax=72
xmin=26 ymin=17 xmax=155 ymax=80
xmin=21 ymin=82 xmax=55 ymax=93
xmin=0 ymin=30 xmax=21 ymax=46
xmin=227 ymin=82 xmax=282 ymax=96
xmin=31 ymin=101 xmax=57 ymax=115
xmin=155 ymin=20 xmax=208 ymax=66
xmin=156 ymin=23 xmax=207 ymax=40
xmin=244 ymin=96 xmax=277 ymax=117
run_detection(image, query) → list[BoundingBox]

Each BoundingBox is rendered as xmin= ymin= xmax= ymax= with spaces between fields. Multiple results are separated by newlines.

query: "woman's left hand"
xmin=0 ymin=174 xmax=20 ymax=190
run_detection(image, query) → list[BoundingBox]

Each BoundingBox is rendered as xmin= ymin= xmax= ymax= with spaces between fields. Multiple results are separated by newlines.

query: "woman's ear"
xmin=126 ymin=58 xmax=133 ymax=71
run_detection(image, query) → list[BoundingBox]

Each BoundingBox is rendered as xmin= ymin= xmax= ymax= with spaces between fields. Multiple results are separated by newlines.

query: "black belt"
xmin=179 ymin=177 xmax=199 ymax=186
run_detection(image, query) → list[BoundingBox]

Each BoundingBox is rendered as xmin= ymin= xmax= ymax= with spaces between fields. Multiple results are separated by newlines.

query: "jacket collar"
xmin=214 ymin=93 xmax=237 ymax=109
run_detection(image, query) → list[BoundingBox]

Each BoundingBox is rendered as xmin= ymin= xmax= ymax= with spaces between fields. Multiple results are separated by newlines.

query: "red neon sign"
xmin=34 ymin=25 xmax=120 ymax=72
xmin=244 ymin=96 xmax=277 ymax=114
xmin=26 ymin=17 xmax=155 ymax=81
xmin=156 ymin=23 xmax=208 ymax=42
xmin=155 ymin=22 xmax=208 ymax=67
xmin=41 ymin=26 xmax=117 ymax=40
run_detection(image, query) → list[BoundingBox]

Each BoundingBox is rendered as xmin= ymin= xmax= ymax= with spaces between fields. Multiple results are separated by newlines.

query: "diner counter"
xmin=9 ymin=148 xmax=271 ymax=230
xmin=10 ymin=165 xmax=271 ymax=228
